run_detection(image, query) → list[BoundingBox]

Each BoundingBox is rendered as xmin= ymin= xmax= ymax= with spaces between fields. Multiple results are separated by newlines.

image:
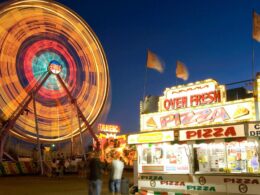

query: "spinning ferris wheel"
xmin=0 ymin=0 xmax=110 ymax=160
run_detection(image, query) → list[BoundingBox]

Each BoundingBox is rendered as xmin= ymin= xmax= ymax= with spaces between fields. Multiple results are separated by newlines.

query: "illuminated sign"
xmin=159 ymin=79 xmax=225 ymax=111
xmin=141 ymin=100 xmax=254 ymax=131
xmin=248 ymin=123 xmax=260 ymax=136
xmin=98 ymin=123 xmax=120 ymax=133
xmin=179 ymin=124 xmax=245 ymax=141
xmin=127 ymin=131 xmax=174 ymax=144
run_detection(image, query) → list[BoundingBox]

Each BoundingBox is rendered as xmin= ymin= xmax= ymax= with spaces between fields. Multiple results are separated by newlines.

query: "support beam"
xmin=55 ymin=74 xmax=100 ymax=150
xmin=0 ymin=72 xmax=51 ymax=162
xmin=32 ymin=92 xmax=44 ymax=175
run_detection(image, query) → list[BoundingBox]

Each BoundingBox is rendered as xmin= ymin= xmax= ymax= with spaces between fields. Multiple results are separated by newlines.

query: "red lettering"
xmin=225 ymin=126 xmax=236 ymax=137
xmin=164 ymin=99 xmax=171 ymax=110
xmin=180 ymin=182 xmax=185 ymax=186
xmin=190 ymin=90 xmax=221 ymax=107
xmin=190 ymin=95 xmax=199 ymax=106
xmin=203 ymin=129 xmax=212 ymax=138
xmin=182 ymin=97 xmax=187 ymax=108
xmin=214 ymin=90 xmax=221 ymax=103
xmin=175 ymin=98 xmax=182 ymax=108
xmin=164 ymin=90 xmax=221 ymax=111
xmin=213 ymin=128 xmax=223 ymax=137
xmin=185 ymin=126 xmax=239 ymax=140
xmin=164 ymin=97 xmax=188 ymax=110
xmin=197 ymin=129 xmax=202 ymax=138
xmin=244 ymin=179 xmax=250 ymax=184
xmin=206 ymin=91 xmax=215 ymax=104
xmin=224 ymin=178 xmax=231 ymax=183
xmin=237 ymin=179 xmax=242 ymax=183
xmin=186 ymin=131 xmax=197 ymax=139
xmin=252 ymin=179 xmax=259 ymax=184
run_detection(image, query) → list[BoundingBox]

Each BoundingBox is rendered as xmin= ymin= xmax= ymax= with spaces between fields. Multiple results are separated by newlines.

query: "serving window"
xmin=138 ymin=143 xmax=191 ymax=174
xmin=194 ymin=140 xmax=260 ymax=173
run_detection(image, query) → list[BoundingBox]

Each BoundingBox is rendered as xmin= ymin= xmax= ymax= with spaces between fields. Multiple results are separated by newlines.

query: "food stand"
xmin=95 ymin=123 xmax=136 ymax=166
xmin=128 ymin=77 xmax=260 ymax=195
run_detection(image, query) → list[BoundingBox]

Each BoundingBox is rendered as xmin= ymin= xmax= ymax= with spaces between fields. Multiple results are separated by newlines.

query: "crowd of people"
xmin=50 ymin=153 xmax=79 ymax=177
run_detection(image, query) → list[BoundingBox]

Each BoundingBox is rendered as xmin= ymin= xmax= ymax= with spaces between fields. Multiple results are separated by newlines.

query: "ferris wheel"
xmin=0 ymin=0 xmax=110 ymax=159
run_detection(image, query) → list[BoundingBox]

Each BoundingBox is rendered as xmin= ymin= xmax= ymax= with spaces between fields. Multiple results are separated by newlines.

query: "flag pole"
xmin=252 ymin=9 xmax=255 ymax=81
xmin=175 ymin=60 xmax=178 ymax=86
xmin=143 ymin=49 xmax=149 ymax=101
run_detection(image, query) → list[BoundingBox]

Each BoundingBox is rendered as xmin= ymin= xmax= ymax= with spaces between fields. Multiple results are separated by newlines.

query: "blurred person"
xmin=51 ymin=158 xmax=57 ymax=177
xmin=109 ymin=152 xmax=124 ymax=194
xmin=57 ymin=153 xmax=65 ymax=177
xmin=87 ymin=152 xmax=104 ymax=195
xmin=78 ymin=158 xmax=86 ymax=178
xmin=64 ymin=157 xmax=70 ymax=173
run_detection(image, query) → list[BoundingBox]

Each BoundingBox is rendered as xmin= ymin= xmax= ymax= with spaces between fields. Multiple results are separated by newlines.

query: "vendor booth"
xmin=95 ymin=123 xmax=136 ymax=166
xmin=128 ymin=76 xmax=260 ymax=195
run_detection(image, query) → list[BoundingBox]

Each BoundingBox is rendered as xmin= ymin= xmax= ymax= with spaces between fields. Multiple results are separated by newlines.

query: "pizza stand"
xmin=127 ymin=76 xmax=260 ymax=195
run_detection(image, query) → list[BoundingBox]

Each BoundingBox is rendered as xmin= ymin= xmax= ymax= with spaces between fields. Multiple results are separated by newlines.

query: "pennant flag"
xmin=253 ymin=11 xmax=260 ymax=42
xmin=146 ymin=50 xmax=164 ymax=73
xmin=176 ymin=60 xmax=189 ymax=81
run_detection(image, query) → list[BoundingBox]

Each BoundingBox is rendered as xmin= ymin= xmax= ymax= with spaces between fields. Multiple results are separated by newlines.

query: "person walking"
xmin=58 ymin=153 xmax=65 ymax=177
xmin=87 ymin=152 xmax=104 ymax=195
xmin=109 ymin=152 xmax=124 ymax=195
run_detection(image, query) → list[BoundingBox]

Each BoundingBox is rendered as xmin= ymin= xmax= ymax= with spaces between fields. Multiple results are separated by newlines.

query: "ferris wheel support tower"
xmin=0 ymin=63 xmax=100 ymax=162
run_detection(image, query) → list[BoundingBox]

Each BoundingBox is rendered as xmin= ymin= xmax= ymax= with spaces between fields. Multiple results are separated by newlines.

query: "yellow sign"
xmin=128 ymin=131 xmax=174 ymax=144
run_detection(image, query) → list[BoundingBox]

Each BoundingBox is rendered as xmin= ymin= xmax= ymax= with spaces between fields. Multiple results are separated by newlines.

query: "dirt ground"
xmin=0 ymin=171 xmax=134 ymax=195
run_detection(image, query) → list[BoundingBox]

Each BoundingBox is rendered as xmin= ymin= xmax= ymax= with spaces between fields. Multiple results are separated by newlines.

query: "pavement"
xmin=0 ymin=171 xmax=134 ymax=195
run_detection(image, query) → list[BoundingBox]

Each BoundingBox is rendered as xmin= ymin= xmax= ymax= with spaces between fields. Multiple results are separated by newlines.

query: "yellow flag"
xmin=176 ymin=60 xmax=189 ymax=81
xmin=253 ymin=11 xmax=260 ymax=42
xmin=146 ymin=50 xmax=164 ymax=73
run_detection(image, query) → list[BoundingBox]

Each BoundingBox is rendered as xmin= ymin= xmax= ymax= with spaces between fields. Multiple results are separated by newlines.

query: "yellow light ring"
xmin=0 ymin=0 xmax=109 ymax=142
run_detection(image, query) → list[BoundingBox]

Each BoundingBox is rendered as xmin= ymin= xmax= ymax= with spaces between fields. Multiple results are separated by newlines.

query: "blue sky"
xmin=55 ymin=0 xmax=260 ymax=134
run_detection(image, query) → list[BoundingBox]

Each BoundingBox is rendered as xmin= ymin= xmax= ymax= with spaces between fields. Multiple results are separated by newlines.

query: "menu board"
xmin=138 ymin=143 xmax=190 ymax=174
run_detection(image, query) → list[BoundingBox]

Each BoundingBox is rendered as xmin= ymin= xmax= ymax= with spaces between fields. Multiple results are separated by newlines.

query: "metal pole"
xmin=0 ymin=72 xmax=51 ymax=162
xmin=70 ymin=137 xmax=73 ymax=157
xmin=252 ymin=9 xmax=255 ymax=81
xmin=55 ymin=74 xmax=100 ymax=150
xmin=32 ymin=92 xmax=44 ymax=175
xmin=76 ymin=107 xmax=86 ymax=161
xmin=143 ymin=49 xmax=149 ymax=102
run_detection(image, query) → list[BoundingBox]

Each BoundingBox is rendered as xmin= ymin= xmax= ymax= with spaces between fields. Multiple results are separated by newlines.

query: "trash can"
xmin=121 ymin=177 xmax=129 ymax=195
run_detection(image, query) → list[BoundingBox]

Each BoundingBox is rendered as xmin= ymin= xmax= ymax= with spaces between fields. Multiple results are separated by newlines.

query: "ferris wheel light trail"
xmin=0 ymin=60 xmax=101 ymax=161
xmin=0 ymin=0 xmax=109 ymax=160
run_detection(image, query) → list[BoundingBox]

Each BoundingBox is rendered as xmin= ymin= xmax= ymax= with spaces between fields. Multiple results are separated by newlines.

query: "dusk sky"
xmin=41 ymin=0 xmax=260 ymax=134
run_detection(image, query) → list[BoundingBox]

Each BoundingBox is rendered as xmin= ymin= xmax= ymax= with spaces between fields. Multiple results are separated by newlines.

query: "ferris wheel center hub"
xmin=48 ymin=60 xmax=62 ymax=74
